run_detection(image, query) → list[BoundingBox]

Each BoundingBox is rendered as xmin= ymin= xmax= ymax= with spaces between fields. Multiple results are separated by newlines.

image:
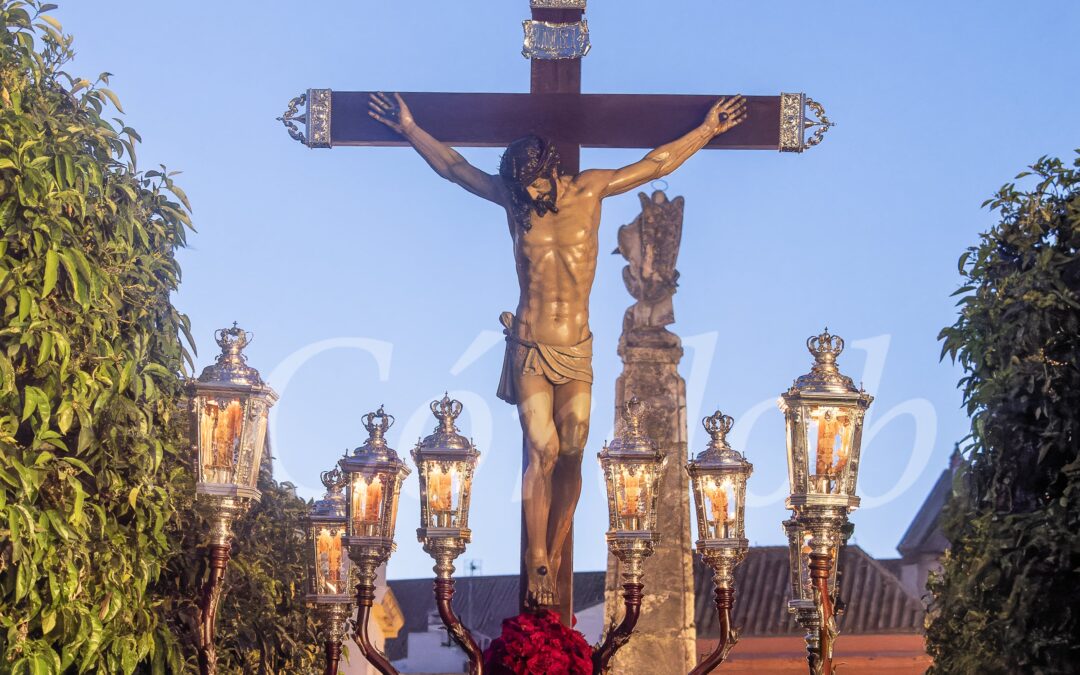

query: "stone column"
xmin=604 ymin=191 xmax=697 ymax=673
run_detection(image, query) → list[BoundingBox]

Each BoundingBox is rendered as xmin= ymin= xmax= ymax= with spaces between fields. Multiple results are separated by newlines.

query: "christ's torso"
xmin=506 ymin=175 xmax=601 ymax=347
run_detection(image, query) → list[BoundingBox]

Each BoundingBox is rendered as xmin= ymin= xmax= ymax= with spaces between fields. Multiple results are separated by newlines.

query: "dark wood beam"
xmin=329 ymin=92 xmax=781 ymax=150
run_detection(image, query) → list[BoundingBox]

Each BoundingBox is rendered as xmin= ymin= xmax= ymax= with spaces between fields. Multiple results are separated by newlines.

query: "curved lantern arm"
xmin=433 ymin=577 xmax=484 ymax=675
xmin=591 ymin=581 xmax=643 ymax=674
xmin=353 ymin=579 xmax=398 ymax=675
xmin=196 ymin=542 xmax=230 ymax=675
xmin=689 ymin=585 xmax=738 ymax=675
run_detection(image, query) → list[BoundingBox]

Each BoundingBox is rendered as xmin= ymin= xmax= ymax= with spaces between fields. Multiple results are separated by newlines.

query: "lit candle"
xmin=833 ymin=413 xmax=852 ymax=475
xmin=355 ymin=477 xmax=383 ymax=535
xmin=620 ymin=470 xmax=642 ymax=529
xmin=707 ymin=478 xmax=736 ymax=538
xmin=428 ymin=467 xmax=457 ymax=527
xmin=815 ymin=411 xmax=837 ymax=476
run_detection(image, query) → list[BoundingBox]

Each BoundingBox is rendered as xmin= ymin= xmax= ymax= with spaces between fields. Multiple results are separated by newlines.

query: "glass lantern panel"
xmin=198 ymin=398 xmax=245 ymax=484
xmin=424 ymin=463 xmax=464 ymax=528
xmin=701 ymin=476 xmax=740 ymax=539
xmin=614 ymin=465 xmax=657 ymax=531
xmin=240 ymin=404 xmax=269 ymax=489
xmin=313 ymin=524 xmax=350 ymax=596
xmin=805 ymin=406 xmax=856 ymax=494
xmin=351 ymin=475 xmax=386 ymax=536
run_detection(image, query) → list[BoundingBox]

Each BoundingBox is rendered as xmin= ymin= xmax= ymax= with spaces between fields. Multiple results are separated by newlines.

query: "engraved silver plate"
xmin=277 ymin=88 xmax=332 ymax=148
xmin=530 ymin=0 xmax=586 ymax=8
xmin=779 ymin=93 xmax=806 ymax=152
xmin=522 ymin=19 xmax=591 ymax=60
xmin=779 ymin=92 xmax=834 ymax=153
xmin=307 ymin=88 xmax=332 ymax=148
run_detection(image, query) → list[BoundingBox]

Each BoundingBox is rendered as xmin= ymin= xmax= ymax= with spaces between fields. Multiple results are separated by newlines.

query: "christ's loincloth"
xmin=496 ymin=311 xmax=593 ymax=405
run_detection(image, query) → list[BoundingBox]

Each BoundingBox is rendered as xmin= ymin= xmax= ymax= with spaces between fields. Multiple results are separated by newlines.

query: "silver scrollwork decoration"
xmin=277 ymin=88 xmax=332 ymax=148
xmin=277 ymin=93 xmax=307 ymax=144
xmin=530 ymin=0 xmax=586 ymax=8
xmin=779 ymin=92 xmax=835 ymax=153
xmin=522 ymin=19 xmax=591 ymax=60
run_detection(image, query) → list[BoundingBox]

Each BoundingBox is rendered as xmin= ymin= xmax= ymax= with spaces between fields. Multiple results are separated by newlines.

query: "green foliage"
xmin=159 ymin=454 xmax=322 ymax=674
xmin=0 ymin=1 xmax=193 ymax=672
xmin=927 ymin=153 xmax=1080 ymax=674
xmin=0 ymin=3 xmax=324 ymax=672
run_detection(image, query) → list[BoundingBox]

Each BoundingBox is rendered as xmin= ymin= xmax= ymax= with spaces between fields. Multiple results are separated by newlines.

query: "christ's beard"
xmin=531 ymin=190 xmax=558 ymax=217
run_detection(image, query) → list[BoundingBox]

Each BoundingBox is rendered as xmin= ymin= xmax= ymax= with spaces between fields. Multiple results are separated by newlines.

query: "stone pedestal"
xmin=603 ymin=192 xmax=696 ymax=673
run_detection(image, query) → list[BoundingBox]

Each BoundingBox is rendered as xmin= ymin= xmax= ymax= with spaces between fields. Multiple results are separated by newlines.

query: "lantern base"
xmin=197 ymin=483 xmax=262 ymax=502
xmin=786 ymin=493 xmax=859 ymax=512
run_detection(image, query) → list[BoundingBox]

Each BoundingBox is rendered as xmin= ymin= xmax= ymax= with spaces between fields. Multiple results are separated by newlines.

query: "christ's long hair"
xmin=499 ymin=135 xmax=561 ymax=230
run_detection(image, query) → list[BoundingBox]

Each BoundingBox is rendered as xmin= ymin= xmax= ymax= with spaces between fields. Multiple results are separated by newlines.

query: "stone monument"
xmin=604 ymin=190 xmax=697 ymax=673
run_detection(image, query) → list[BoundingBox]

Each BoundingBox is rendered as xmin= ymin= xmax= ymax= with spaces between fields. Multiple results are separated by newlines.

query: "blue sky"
xmin=56 ymin=1 xmax=1080 ymax=580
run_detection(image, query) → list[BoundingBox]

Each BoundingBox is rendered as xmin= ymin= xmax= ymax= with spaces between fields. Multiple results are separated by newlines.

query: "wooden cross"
xmin=279 ymin=2 xmax=832 ymax=623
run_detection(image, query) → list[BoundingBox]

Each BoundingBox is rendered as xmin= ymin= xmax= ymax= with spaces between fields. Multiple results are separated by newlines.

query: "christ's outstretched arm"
xmin=582 ymin=96 xmax=748 ymax=198
xmin=368 ymin=92 xmax=508 ymax=206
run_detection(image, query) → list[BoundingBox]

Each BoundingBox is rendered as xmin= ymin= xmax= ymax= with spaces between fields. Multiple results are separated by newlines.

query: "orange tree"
xmin=0 ymin=2 xmax=318 ymax=672
xmin=929 ymin=153 xmax=1080 ymax=673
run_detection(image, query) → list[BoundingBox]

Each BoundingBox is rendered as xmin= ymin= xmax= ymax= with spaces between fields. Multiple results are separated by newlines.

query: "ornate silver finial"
xmin=604 ymin=398 xmax=659 ymax=458
xmin=789 ymin=329 xmax=857 ymax=394
xmin=703 ymin=411 xmax=735 ymax=450
xmin=807 ymin=328 xmax=844 ymax=364
xmin=803 ymin=98 xmax=834 ymax=149
xmin=414 ymin=395 xmax=474 ymax=457
xmin=278 ymin=89 xmax=331 ymax=148
xmin=278 ymin=93 xmax=307 ymax=144
xmin=348 ymin=406 xmax=402 ymax=463
xmin=361 ymin=406 xmax=394 ymax=447
xmin=313 ymin=466 xmax=348 ymax=518
xmin=430 ymin=393 xmax=464 ymax=434
xmin=197 ymin=323 xmax=263 ymax=385
xmin=320 ymin=467 xmax=346 ymax=494
xmin=692 ymin=410 xmax=750 ymax=467
xmin=622 ymin=397 xmax=647 ymax=435
xmin=779 ymin=93 xmax=835 ymax=153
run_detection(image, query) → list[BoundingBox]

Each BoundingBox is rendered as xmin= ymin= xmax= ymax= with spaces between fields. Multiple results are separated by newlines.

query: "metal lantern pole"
xmin=305 ymin=467 xmax=355 ymax=675
xmin=412 ymin=395 xmax=484 ymax=675
xmin=687 ymin=411 xmax=754 ymax=674
xmin=187 ymin=324 xmax=278 ymax=675
xmin=593 ymin=398 xmax=665 ymax=674
xmin=339 ymin=407 xmax=410 ymax=675
xmin=778 ymin=329 xmax=873 ymax=675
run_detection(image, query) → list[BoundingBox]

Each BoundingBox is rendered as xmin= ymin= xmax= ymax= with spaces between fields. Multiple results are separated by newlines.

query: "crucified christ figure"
xmin=369 ymin=92 xmax=747 ymax=608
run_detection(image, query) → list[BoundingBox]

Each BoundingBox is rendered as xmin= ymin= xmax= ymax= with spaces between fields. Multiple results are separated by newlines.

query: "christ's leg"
xmin=547 ymin=379 xmax=591 ymax=583
xmin=516 ymin=373 xmax=559 ymax=608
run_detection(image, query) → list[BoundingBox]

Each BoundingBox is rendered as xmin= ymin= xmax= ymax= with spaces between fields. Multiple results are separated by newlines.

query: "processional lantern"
xmin=412 ymin=395 xmax=480 ymax=576
xmin=687 ymin=411 xmax=753 ymax=673
xmin=305 ymin=467 xmax=354 ymax=675
xmin=338 ymin=407 xmax=410 ymax=675
xmin=187 ymin=323 xmax=278 ymax=675
xmin=779 ymin=329 xmax=871 ymax=511
xmin=411 ymin=395 xmax=484 ymax=672
xmin=593 ymin=398 xmax=665 ymax=672
xmin=778 ymin=329 xmax=872 ymax=675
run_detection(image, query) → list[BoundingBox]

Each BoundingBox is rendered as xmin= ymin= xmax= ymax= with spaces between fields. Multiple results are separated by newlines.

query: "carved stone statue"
xmin=368 ymin=91 xmax=747 ymax=608
xmin=613 ymin=191 xmax=685 ymax=350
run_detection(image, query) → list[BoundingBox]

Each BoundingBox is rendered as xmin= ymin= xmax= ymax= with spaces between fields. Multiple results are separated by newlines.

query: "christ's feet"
xmin=526 ymin=553 xmax=558 ymax=608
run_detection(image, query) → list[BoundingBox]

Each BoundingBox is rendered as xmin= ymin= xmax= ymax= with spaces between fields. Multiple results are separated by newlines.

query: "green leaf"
xmin=42 ymin=249 xmax=59 ymax=297
xmin=98 ymin=87 xmax=124 ymax=114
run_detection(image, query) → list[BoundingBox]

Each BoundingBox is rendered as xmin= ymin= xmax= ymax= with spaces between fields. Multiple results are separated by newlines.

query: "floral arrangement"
xmin=483 ymin=610 xmax=593 ymax=674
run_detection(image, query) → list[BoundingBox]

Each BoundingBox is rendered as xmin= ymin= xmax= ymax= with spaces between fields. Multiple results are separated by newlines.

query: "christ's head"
xmin=500 ymin=135 xmax=561 ymax=228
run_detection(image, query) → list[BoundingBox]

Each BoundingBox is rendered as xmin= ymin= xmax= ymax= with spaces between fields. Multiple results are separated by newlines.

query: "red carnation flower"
xmin=483 ymin=610 xmax=592 ymax=674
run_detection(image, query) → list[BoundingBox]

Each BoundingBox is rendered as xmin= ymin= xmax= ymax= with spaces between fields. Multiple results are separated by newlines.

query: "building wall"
xmin=696 ymin=634 xmax=932 ymax=673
